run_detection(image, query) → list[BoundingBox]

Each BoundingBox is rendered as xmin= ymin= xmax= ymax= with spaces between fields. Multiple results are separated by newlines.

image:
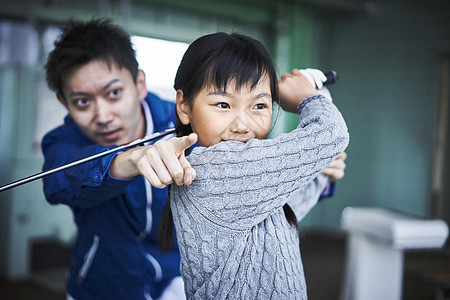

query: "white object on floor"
xmin=340 ymin=206 xmax=448 ymax=300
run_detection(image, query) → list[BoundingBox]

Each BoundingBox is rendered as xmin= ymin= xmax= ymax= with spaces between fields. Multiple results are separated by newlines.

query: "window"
xmin=131 ymin=36 xmax=189 ymax=101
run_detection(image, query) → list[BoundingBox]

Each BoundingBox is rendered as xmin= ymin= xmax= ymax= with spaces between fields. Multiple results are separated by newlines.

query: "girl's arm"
xmin=286 ymin=174 xmax=330 ymax=221
xmin=184 ymin=93 xmax=349 ymax=230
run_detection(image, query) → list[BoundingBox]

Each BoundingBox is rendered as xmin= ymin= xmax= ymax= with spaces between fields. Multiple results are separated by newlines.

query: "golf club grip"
xmin=323 ymin=70 xmax=338 ymax=85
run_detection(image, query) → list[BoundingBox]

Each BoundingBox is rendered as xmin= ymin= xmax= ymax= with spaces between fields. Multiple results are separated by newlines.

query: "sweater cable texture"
xmin=171 ymin=95 xmax=349 ymax=299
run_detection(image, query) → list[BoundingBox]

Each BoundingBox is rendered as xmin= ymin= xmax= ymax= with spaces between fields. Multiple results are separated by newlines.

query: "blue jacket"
xmin=42 ymin=92 xmax=178 ymax=299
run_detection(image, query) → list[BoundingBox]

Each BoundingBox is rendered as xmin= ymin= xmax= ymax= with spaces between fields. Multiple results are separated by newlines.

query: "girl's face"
xmin=177 ymin=77 xmax=273 ymax=147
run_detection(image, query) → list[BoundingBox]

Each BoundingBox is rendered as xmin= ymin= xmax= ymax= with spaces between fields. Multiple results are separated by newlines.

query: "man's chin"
xmin=94 ymin=131 xmax=126 ymax=146
xmin=92 ymin=136 xmax=121 ymax=146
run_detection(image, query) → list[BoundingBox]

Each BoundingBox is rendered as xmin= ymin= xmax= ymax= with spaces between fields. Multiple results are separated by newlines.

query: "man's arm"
xmin=319 ymin=151 xmax=347 ymax=199
xmin=42 ymin=124 xmax=197 ymax=207
xmin=322 ymin=152 xmax=347 ymax=183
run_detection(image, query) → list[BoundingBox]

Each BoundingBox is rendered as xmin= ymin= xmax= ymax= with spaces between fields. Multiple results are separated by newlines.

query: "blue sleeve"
xmin=41 ymin=122 xmax=134 ymax=209
xmin=318 ymin=181 xmax=336 ymax=201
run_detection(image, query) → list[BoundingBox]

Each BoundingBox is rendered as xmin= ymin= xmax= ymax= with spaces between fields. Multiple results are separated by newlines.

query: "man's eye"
xmin=108 ymin=89 xmax=121 ymax=98
xmin=74 ymin=98 xmax=90 ymax=108
xmin=216 ymin=102 xmax=230 ymax=109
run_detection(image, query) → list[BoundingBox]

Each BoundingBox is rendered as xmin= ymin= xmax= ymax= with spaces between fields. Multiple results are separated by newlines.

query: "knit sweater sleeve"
xmin=287 ymin=173 xmax=329 ymax=221
xmin=182 ymin=95 xmax=349 ymax=230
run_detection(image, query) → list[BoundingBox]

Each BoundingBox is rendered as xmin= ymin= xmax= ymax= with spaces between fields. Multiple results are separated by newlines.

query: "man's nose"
xmin=95 ymin=99 xmax=114 ymax=125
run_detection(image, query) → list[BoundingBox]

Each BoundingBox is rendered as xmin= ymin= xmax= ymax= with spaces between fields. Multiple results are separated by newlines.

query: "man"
xmin=42 ymin=18 xmax=346 ymax=299
xmin=43 ymin=18 xmax=194 ymax=300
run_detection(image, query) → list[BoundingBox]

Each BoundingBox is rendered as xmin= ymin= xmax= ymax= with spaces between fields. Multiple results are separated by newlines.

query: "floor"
xmin=300 ymin=230 xmax=448 ymax=300
xmin=0 ymin=230 xmax=448 ymax=299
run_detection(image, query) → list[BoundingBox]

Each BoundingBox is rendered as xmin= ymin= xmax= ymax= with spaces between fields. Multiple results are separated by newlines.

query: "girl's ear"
xmin=176 ymin=89 xmax=190 ymax=125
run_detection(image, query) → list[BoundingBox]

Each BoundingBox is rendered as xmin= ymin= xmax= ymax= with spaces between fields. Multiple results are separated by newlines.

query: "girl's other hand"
xmin=278 ymin=68 xmax=319 ymax=113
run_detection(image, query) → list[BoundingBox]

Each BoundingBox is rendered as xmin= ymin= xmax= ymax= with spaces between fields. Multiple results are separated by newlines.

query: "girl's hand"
xmin=110 ymin=133 xmax=198 ymax=188
xmin=300 ymin=68 xmax=333 ymax=102
xmin=278 ymin=69 xmax=318 ymax=113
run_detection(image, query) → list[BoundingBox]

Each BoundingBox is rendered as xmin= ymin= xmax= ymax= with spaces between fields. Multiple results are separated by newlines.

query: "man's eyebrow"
xmin=103 ymin=79 xmax=120 ymax=91
xmin=69 ymin=91 xmax=89 ymax=98
xmin=68 ymin=79 xmax=120 ymax=97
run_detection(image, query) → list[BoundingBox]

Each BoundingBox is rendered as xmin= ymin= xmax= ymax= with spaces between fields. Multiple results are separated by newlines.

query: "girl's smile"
xmin=177 ymin=78 xmax=273 ymax=147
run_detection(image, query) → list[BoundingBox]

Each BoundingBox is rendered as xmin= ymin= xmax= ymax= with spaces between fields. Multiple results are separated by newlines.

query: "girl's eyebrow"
xmin=255 ymin=92 xmax=272 ymax=100
xmin=207 ymin=90 xmax=229 ymax=96
xmin=207 ymin=90 xmax=271 ymax=100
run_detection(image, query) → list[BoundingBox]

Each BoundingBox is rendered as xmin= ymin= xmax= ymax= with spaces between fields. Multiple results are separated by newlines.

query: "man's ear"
xmin=56 ymin=92 xmax=69 ymax=109
xmin=176 ymin=90 xmax=190 ymax=125
xmin=136 ymin=70 xmax=148 ymax=100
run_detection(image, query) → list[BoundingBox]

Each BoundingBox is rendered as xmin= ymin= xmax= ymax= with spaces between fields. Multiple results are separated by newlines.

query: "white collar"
xmin=141 ymin=99 xmax=155 ymax=141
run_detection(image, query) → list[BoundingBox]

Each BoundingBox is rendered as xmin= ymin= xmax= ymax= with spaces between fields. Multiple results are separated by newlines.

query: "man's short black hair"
xmin=45 ymin=18 xmax=139 ymax=95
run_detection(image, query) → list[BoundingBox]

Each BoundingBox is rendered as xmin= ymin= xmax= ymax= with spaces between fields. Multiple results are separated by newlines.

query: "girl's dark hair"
xmin=158 ymin=32 xmax=296 ymax=252
xmin=174 ymin=32 xmax=280 ymax=137
xmin=45 ymin=18 xmax=139 ymax=97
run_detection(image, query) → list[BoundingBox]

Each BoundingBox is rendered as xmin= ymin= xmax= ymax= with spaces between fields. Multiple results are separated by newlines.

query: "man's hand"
xmin=322 ymin=152 xmax=347 ymax=182
xmin=110 ymin=133 xmax=198 ymax=188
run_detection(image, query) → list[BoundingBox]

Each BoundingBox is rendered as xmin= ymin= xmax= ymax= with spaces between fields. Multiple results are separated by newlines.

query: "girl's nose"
xmin=95 ymin=99 xmax=114 ymax=125
xmin=230 ymin=114 xmax=250 ymax=134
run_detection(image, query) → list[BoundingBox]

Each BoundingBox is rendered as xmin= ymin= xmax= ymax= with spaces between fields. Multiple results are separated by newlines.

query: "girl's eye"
xmin=253 ymin=103 xmax=267 ymax=110
xmin=216 ymin=102 xmax=230 ymax=109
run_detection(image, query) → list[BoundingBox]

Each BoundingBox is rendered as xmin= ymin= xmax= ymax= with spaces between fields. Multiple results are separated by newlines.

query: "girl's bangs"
xmin=205 ymin=46 xmax=269 ymax=93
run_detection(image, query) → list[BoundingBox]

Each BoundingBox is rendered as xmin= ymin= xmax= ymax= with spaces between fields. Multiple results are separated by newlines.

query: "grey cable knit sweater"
xmin=170 ymin=95 xmax=349 ymax=299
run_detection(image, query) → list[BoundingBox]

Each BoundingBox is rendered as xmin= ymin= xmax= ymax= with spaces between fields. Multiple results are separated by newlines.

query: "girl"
xmin=159 ymin=32 xmax=349 ymax=299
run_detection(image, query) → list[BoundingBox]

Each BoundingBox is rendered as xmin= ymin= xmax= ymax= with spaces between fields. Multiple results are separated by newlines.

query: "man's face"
xmin=58 ymin=59 xmax=147 ymax=146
